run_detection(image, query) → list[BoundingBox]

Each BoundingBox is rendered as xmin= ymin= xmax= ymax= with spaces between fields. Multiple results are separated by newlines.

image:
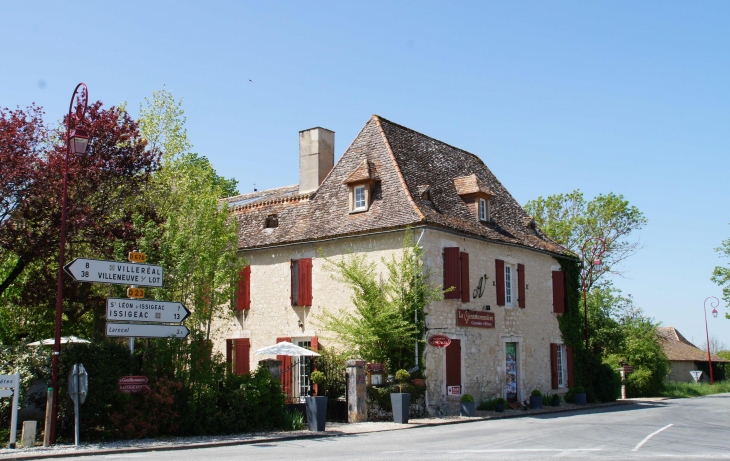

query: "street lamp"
xmin=51 ymin=83 xmax=89 ymax=444
xmin=581 ymin=237 xmax=607 ymax=351
xmin=703 ymin=296 xmax=719 ymax=385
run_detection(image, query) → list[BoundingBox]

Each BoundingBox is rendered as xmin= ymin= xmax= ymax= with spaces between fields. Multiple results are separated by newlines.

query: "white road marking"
xmin=632 ymin=424 xmax=673 ymax=452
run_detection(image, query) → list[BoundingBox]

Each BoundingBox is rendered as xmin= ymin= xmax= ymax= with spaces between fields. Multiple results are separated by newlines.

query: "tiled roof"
xmin=656 ymin=327 xmax=729 ymax=363
xmin=453 ymin=174 xmax=494 ymax=196
xmin=230 ymin=115 xmax=572 ymax=257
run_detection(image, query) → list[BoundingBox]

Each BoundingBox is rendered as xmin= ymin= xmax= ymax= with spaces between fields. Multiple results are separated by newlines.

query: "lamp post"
xmin=51 ymin=83 xmax=89 ymax=444
xmin=581 ymin=237 xmax=607 ymax=351
xmin=703 ymin=296 xmax=719 ymax=385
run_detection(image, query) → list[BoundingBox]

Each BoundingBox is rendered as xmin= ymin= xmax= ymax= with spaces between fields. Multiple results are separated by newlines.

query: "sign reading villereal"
xmin=106 ymin=323 xmax=189 ymax=338
xmin=107 ymin=298 xmax=190 ymax=324
xmin=64 ymin=258 xmax=163 ymax=287
xmin=456 ymin=309 xmax=495 ymax=328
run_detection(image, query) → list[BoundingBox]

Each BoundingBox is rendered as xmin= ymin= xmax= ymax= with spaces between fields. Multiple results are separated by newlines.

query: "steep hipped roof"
xmin=656 ymin=327 xmax=729 ymax=363
xmin=228 ymin=115 xmax=571 ymax=257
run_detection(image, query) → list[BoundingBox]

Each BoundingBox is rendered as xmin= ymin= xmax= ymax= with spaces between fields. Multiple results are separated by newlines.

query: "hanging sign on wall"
xmin=456 ymin=309 xmax=495 ymax=328
xmin=427 ymin=335 xmax=452 ymax=348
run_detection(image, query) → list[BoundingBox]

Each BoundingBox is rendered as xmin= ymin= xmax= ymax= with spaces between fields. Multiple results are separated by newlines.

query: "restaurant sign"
xmin=427 ymin=335 xmax=451 ymax=348
xmin=456 ymin=309 xmax=495 ymax=328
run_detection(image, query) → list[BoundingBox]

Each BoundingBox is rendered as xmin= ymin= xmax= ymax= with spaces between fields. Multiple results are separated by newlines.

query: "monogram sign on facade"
xmin=456 ymin=309 xmax=495 ymax=328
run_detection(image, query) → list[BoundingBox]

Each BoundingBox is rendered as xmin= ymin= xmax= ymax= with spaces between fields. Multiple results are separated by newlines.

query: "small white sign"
xmin=447 ymin=385 xmax=461 ymax=395
xmin=0 ymin=374 xmax=17 ymax=387
xmin=106 ymin=323 xmax=189 ymax=338
xmin=65 ymin=258 xmax=164 ymax=287
xmin=690 ymin=370 xmax=703 ymax=382
xmin=0 ymin=389 xmax=13 ymax=398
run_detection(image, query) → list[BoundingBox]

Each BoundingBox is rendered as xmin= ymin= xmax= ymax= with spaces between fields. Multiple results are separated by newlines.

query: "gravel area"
xmin=0 ymin=402 xmax=625 ymax=460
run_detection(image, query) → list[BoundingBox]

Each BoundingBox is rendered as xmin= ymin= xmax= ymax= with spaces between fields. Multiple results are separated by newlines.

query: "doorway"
xmin=445 ymin=339 xmax=461 ymax=395
xmin=505 ymin=342 xmax=518 ymax=402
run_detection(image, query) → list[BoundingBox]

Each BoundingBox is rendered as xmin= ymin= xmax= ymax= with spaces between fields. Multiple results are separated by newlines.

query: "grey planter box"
xmin=552 ymin=396 xmax=560 ymax=407
xmin=574 ymin=392 xmax=587 ymax=405
xmin=460 ymin=401 xmax=476 ymax=417
xmin=305 ymin=396 xmax=328 ymax=431
xmin=529 ymin=395 xmax=543 ymax=410
xmin=390 ymin=393 xmax=410 ymax=424
xmin=495 ymin=403 xmax=505 ymax=412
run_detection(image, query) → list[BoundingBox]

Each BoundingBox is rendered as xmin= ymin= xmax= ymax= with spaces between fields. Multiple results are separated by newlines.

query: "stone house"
xmin=215 ymin=115 xmax=576 ymax=414
xmin=656 ymin=327 xmax=729 ymax=382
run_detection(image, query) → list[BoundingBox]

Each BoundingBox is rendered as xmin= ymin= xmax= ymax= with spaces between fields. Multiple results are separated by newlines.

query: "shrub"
xmin=315 ymin=347 xmax=346 ymax=400
xmin=367 ymin=383 xmax=426 ymax=411
xmin=625 ymin=367 xmax=663 ymax=397
xmin=310 ymin=371 xmax=326 ymax=387
xmin=477 ymin=398 xmax=496 ymax=411
xmin=531 ymin=389 xmax=542 ymax=397
xmin=573 ymin=385 xmax=585 ymax=393
xmin=495 ymin=397 xmax=506 ymax=405
xmin=284 ymin=410 xmax=306 ymax=431
xmin=394 ymin=369 xmax=410 ymax=393
xmin=460 ymin=394 xmax=475 ymax=403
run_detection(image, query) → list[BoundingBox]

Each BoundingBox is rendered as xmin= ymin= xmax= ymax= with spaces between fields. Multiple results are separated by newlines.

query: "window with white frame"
xmin=354 ymin=185 xmax=367 ymax=211
xmin=505 ymin=265 xmax=513 ymax=305
xmin=557 ymin=344 xmax=567 ymax=388
xmin=293 ymin=340 xmax=312 ymax=401
xmin=479 ymin=198 xmax=488 ymax=222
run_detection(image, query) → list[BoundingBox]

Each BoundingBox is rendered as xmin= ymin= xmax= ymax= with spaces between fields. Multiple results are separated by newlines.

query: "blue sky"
xmin=2 ymin=1 xmax=729 ymax=348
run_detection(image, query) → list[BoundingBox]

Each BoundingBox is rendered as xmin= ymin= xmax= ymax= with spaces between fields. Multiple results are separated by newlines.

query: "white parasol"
xmin=27 ymin=336 xmax=91 ymax=346
xmin=254 ymin=341 xmax=320 ymax=357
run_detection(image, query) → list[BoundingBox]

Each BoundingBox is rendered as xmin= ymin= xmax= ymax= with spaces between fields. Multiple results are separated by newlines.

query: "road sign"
xmin=65 ymin=258 xmax=163 ymax=287
xmin=623 ymin=366 xmax=634 ymax=374
xmin=126 ymin=287 xmax=145 ymax=299
xmin=107 ymin=298 xmax=190 ymax=323
xmin=119 ymin=376 xmax=148 ymax=385
xmin=106 ymin=323 xmax=189 ymax=338
xmin=0 ymin=389 xmax=13 ymax=398
xmin=128 ymin=251 xmax=147 ymax=263
xmin=690 ymin=370 xmax=703 ymax=382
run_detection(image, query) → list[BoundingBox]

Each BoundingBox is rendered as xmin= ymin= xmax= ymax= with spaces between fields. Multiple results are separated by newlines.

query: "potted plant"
xmin=494 ymin=397 xmax=506 ymax=413
xmin=460 ymin=394 xmax=476 ymax=417
xmin=552 ymin=394 xmax=561 ymax=407
xmin=390 ymin=369 xmax=411 ymax=424
xmin=529 ymin=389 xmax=543 ymax=410
xmin=305 ymin=370 xmax=328 ymax=431
xmin=572 ymin=386 xmax=587 ymax=405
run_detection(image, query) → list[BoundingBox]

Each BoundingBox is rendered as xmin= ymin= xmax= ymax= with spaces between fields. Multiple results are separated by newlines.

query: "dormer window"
xmin=354 ymin=185 xmax=367 ymax=211
xmin=265 ymin=214 xmax=278 ymax=228
xmin=479 ymin=198 xmax=488 ymax=222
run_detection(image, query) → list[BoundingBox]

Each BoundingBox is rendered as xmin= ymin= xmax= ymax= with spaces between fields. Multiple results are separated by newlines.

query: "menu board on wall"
xmin=456 ymin=309 xmax=495 ymax=328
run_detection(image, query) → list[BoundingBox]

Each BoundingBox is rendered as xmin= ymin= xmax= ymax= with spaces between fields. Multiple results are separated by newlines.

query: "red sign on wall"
xmin=456 ymin=309 xmax=495 ymax=328
xmin=118 ymin=376 xmax=148 ymax=385
xmin=428 ymin=335 xmax=452 ymax=348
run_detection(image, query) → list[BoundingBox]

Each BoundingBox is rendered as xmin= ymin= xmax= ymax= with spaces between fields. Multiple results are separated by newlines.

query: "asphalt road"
xmin=56 ymin=394 xmax=730 ymax=461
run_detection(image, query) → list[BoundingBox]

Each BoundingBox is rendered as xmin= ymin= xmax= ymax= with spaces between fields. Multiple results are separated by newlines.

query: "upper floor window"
xmin=354 ymin=185 xmax=367 ymax=211
xmin=479 ymin=198 xmax=488 ymax=222
xmin=504 ymin=265 xmax=513 ymax=305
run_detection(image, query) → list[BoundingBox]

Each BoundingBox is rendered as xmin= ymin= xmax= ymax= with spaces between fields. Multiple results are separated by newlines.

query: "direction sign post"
xmin=0 ymin=373 xmax=20 ymax=449
xmin=106 ymin=298 xmax=190 ymax=323
xmin=106 ymin=323 xmax=190 ymax=338
xmin=64 ymin=258 xmax=164 ymax=287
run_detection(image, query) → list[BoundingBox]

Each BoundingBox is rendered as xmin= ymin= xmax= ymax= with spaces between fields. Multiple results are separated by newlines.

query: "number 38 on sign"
xmin=127 ymin=287 xmax=145 ymax=299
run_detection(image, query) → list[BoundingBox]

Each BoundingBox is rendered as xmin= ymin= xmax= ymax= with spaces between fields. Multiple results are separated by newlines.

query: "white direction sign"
xmin=65 ymin=258 xmax=163 ymax=287
xmin=106 ymin=323 xmax=189 ymax=338
xmin=107 ymin=298 xmax=190 ymax=323
xmin=0 ymin=389 xmax=13 ymax=398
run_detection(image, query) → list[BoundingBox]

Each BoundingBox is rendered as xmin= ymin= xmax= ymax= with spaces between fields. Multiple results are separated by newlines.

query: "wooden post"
xmin=43 ymin=388 xmax=53 ymax=447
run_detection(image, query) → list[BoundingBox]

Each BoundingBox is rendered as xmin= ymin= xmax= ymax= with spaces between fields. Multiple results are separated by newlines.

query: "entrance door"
xmin=293 ymin=340 xmax=312 ymax=402
xmin=505 ymin=342 xmax=518 ymax=402
xmin=445 ymin=339 xmax=461 ymax=395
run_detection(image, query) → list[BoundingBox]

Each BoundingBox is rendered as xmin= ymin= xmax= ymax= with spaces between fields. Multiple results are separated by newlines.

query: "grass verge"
xmin=660 ymin=380 xmax=730 ymax=398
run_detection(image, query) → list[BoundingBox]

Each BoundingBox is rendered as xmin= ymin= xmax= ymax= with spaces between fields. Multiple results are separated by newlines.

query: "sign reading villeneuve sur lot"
xmin=64 ymin=258 xmax=163 ymax=287
xmin=107 ymin=298 xmax=190 ymax=324
xmin=106 ymin=323 xmax=189 ymax=338
xmin=456 ymin=309 xmax=495 ymax=328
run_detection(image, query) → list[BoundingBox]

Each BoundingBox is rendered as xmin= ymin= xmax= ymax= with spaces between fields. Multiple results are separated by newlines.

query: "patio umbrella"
xmin=27 ymin=336 xmax=91 ymax=346
xmin=254 ymin=341 xmax=320 ymax=356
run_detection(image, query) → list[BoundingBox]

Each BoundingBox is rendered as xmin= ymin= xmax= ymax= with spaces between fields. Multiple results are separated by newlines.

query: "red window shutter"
xmin=552 ymin=271 xmax=565 ymax=313
xmin=234 ymin=338 xmax=250 ymax=375
xmin=298 ymin=258 xmax=312 ymax=306
xmin=517 ymin=263 xmax=526 ymax=308
xmin=445 ymin=339 xmax=461 ymax=388
xmin=460 ymin=252 xmax=470 ymax=303
xmin=443 ymin=247 xmax=461 ymax=299
xmin=226 ymin=339 xmax=233 ymax=373
xmin=550 ymin=343 xmax=559 ymax=389
xmin=566 ymin=345 xmax=574 ymax=388
xmin=495 ymin=259 xmax=505 ymax=305
xmin=276 ymin=337 xmax=292 ymax=399
xmin=563 ymin=272 xmax=569 ymax=313
xmin=236 ymin=266 xmax=251 ymax=310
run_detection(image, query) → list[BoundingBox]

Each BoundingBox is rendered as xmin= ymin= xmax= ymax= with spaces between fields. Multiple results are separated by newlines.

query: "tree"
xmin=524 ymin=190 xmax=647 ymax=292
xmin=712 ymin=230 xmax=730 ymax=319
xmin=315 ymin=229 xmax=446 ymax=372
xmin=134 ymin=88 xmax=241 ymax=341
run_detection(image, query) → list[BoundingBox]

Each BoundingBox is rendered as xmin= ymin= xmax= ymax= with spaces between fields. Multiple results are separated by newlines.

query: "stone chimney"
xmin=299 ymin=127 xmax=334 ymax=194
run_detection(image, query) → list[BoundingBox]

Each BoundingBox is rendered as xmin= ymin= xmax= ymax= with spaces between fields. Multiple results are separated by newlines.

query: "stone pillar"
xmin=346 ymin=359 xmax=367 ymax=422
xmin=21 ymin=421 xmax=37 ymax=448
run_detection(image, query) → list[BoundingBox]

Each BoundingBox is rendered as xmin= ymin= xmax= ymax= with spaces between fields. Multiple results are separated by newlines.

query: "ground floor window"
xmin=557 ymin=344 xmax=566 ymax=388
xmin=293 ymin=340 xmax=312 ymax=401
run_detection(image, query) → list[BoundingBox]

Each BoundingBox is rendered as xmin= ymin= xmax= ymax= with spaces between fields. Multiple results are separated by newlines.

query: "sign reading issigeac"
xmin=64 ymin=258 xmax=163 ymax=287
xmin=106 ymin=298 xmax=190 ymax=324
